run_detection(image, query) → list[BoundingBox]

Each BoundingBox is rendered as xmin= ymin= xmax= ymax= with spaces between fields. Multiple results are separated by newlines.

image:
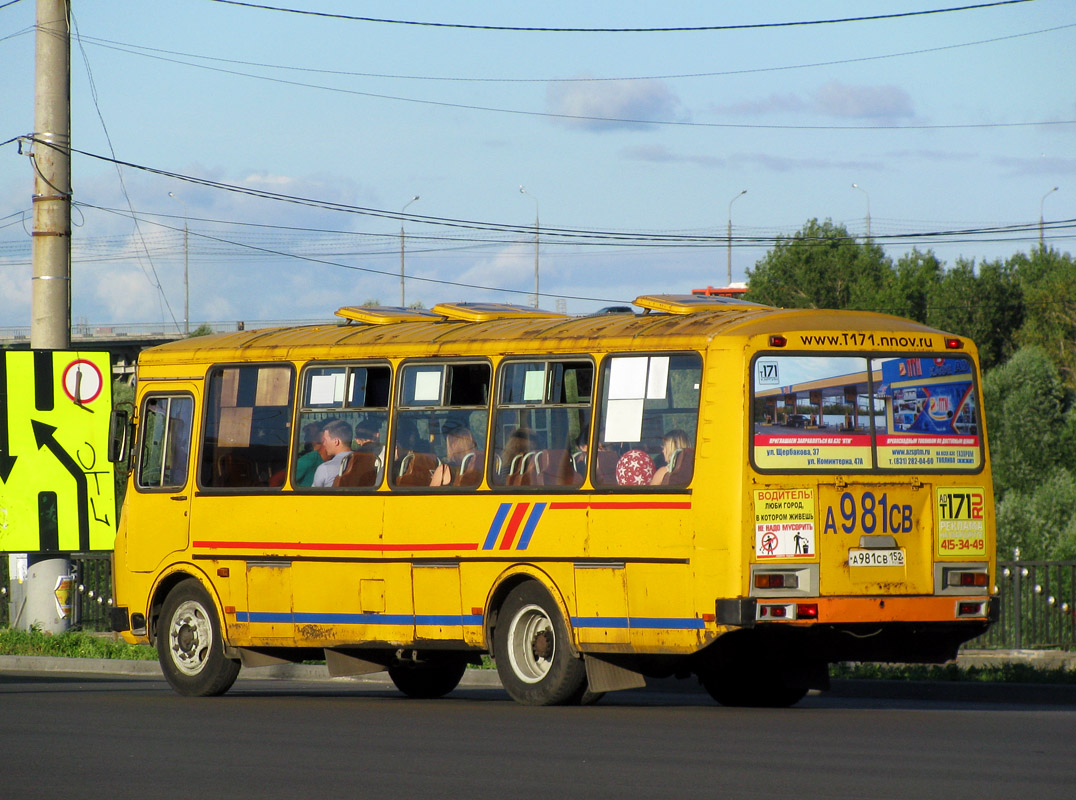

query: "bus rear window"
xmin=752 ymin=354 xmax=981 ymax=472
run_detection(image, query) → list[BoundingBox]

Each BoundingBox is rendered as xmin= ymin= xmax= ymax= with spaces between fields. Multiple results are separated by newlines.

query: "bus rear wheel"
xmin=699 ymin=662 xmax=808 ymax=708
xmin=388 ymin=653 xmax=469 ymax=699
xmin=157 ymin=580 xmax=240 ymax=697
xmin=494 ymin=581 xmax=587 ymax=706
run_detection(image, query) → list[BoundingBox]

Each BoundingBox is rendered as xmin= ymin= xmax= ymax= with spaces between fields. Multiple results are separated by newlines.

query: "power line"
xmin=206 ymin=1 xmax=1034 ymax=33
xmin=65 ymin=33 xmax=1074 ymax=132
xmin=73 ymin=22 xmax=1074 ymax=84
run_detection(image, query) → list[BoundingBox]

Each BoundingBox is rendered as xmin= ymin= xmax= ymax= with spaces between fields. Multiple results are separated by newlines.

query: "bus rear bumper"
xmin=717 ymin=594 xmax=998 ymax=627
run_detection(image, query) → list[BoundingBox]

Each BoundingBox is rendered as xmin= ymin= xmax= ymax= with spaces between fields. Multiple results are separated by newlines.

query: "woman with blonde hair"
xmin=650 ymin=429 xmax=691 ymax=486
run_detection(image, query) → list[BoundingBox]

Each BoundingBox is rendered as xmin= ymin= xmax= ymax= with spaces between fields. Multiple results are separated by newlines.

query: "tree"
xmin=186 ymin=323 xmax=215 ymax=338
xmin=982 ymin=346 xmax=1076 ymax=559
xmin=1011 ymin=248 xmax=1076 ymax=387
xmin=926 ymin=258 xmax=1023 ymax=371
xmin=882 ymin=249 xmax=943 ymax=323
xmin=745 ymin=219 xmax=890 ymax=309
xmin=982 ymin=346 xmax=1076 ymax=496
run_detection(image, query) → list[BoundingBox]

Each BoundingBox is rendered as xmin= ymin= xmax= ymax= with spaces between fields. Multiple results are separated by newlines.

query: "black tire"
xmin=388 ymin=653 xmax=469 ymax=699
xmin=699 ymin=663 xmax=808 ymax=708
xmin=157 ymin=580 xmax=240 ymax=697
xmin=494 ymin=581 xmax=586 ymax=706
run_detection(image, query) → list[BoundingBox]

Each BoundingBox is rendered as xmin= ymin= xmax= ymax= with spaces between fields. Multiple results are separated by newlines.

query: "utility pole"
xmin=31 ymin=0 xmax=71 ymax=350
xmin=727 ymin=189 xmax=746 ymax=286
xmin=520 ymin=186 xmax=539 ymax=307
xmin=168 ymin=192 xmax=190 ymax=334
xmin=22 ymin=0 xmax=73 ymax=634
xmin=400 ymin=195 xmax=419 ymax=307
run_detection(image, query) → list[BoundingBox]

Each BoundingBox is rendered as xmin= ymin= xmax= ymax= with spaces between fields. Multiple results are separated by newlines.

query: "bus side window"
xmin=200 ymin=364 xmax=295 ymax=490
xmin=490 ymin=359 xmax=592 ymax=489
xmin=594 ymin=353 xmax=702 ymax=489
xmin=294 ymin=363 xmax=391 ymax=490
xmin=392 ymin=361 xmax=490 ymax=490
xmin=136 ymin=395 xmax=194 ymax=490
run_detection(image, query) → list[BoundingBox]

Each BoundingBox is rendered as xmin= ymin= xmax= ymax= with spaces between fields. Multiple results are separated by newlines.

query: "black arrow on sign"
xmin=32 ymin=420 xmax=90 ymax=553
xmin=0 ymin=355 xmax=16 ymax=483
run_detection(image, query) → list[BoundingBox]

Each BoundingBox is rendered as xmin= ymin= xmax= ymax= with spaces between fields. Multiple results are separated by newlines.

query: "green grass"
xmin=0 ymin=628 xmax=157 ymax=661
xmin=832 ymin=661 xmax=1076 ymax=684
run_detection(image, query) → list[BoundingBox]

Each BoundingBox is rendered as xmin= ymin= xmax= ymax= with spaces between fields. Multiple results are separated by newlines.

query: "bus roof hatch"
xmin=335 ymin=306 xmax=445 ymax=325
xmin=633 ymin=294 xmax=768 ymax=314
xmin=430 ymin=302 xmax=568 ymax=322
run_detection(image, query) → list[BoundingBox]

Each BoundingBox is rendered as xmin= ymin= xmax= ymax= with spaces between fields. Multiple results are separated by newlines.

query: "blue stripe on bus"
xmin=239 ymin=611 xmax=704 ymax=630
xmin=515 ymin=502 xmax=547 ymax=550
xmin=571 ymin=616 xmax=706 ymax=630
xmin=240 ymin=612 xmax=487 ymax=627
xmin=482 ymin=502 xmax=513 ymax=550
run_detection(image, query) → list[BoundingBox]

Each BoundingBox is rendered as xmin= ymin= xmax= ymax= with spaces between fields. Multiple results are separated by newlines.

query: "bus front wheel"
xmin=157 ymin=580 xmax=240 ymax=697
xmin=494 ymin=581 xmax=587 ymax=706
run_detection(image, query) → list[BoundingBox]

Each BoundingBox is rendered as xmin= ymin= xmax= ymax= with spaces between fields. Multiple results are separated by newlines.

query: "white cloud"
xmin=811 ymin=81 xmax=914 ymax=120
xmin=712 ymin=82 xmax=915 ymax=122
xmin=546 ymin=78 xmax=684 ymax=131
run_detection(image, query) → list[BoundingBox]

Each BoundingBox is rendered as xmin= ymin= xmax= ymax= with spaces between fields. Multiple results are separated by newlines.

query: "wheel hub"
xmin=532 ymin=629 xmax=553 ymax=661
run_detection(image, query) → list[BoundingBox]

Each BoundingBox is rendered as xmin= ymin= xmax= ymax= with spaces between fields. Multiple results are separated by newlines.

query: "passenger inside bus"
xmin=313 ymin=419 xmax=353 ymax=488
xmin=294 ymin=421 xmax=327 ymax=487
xmin=650 ymin=429 xmax=693 ymax=486
xmin=431 ymin=423 xmax=480 ymax=487
xmin=501 ymin=427 xmax=535 ymax=484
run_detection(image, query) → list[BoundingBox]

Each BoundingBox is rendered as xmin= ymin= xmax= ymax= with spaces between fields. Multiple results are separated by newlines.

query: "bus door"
xmin=127 ymin=390 xmax=197 ymax=572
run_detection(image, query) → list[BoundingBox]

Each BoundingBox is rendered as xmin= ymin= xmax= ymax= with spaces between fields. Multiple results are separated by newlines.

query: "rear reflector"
xmin=958 ymin=601 xmax=986 ymax=617
xmin=796 ymin=603 xmax=819 ymax=619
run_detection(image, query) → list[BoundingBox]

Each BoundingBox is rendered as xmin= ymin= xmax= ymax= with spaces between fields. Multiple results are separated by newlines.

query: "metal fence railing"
xmin=966 ymin=560 xmax=1076 ymax=651
xmin=3 ymin=556 xmax=1076 ymax=649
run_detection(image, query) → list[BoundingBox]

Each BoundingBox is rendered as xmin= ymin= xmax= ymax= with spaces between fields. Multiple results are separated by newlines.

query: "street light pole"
xmin=167 ymin=192 xmax=189 ymax=335
xmin=1040 ymin=186 xmax=1059 ymax=249
xmin=520 ymin=186 xmax=539 ymax=307
xmin=852 ymin=183 xmax=871 ymax=239
xmin=400 ymin=195 xmax=420 ymax=307
xmin=727 ymin=189 xmax=746 ymax=286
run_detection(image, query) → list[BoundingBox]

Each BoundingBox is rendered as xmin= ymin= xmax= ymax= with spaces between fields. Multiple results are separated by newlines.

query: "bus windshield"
xmin=751 ymin=354 xmax=981 ymax=472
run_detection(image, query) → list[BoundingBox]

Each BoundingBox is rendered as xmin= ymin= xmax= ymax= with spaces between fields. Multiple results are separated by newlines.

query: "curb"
xmin=0 ymin=654 xmax=504 ymax=687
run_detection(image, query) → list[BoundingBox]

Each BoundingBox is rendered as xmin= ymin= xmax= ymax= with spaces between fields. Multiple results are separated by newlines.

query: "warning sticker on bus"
xmin=936 ymin=486 xmax=988 ymax=558
xmin=754 ymin=488 xmax=816 ymax=559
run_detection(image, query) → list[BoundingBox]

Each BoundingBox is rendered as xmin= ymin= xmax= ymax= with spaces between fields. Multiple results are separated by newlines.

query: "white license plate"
xmin=848 ymin=549 xmax=905 ymax=567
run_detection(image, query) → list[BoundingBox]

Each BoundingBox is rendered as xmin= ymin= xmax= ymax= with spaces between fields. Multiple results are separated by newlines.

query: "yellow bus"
xmin=108 ymin=294 xmax=996 ymax=705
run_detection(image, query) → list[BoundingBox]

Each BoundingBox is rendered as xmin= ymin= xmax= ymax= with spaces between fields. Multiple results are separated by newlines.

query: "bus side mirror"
xmin=108 ymin=409 xmax=130 ymax=463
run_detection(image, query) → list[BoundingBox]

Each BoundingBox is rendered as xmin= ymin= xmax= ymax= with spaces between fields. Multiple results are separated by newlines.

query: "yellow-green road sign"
xmin=0 ymin=350 xmax=117 ymax=552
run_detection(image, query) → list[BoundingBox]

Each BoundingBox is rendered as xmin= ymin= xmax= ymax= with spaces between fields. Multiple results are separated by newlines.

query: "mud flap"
xmin=584 ymin=654 xmax=646 ymax=693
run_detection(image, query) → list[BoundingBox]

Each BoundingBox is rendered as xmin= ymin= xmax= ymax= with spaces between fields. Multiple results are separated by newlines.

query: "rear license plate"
xmin=848 ymin=549 xmax=905 ymax=567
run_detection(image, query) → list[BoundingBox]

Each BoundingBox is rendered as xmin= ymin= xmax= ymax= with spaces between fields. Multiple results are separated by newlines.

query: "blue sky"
xmin=1 ymin=0 xmax=1073 ymax=328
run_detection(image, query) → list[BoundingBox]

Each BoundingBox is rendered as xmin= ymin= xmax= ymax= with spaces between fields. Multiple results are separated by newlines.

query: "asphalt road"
xmin=2 ymin=667 xmax=1074 ymax=799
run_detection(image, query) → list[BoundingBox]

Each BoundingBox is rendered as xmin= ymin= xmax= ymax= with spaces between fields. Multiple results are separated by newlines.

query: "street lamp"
xmin=851 ymin=183 xmax=871 ymax=239
xmin=1040 ymin=186 xmax=1059 ymax=249
xmin=400 ymin=195 xmax=420 ymax=307
xmin=167 ymin=191 xmax=189 ymax=335
xmin=519 ymin=186 xmax=539 ymax=308
xmin=727 ymin=189 xmax=746 ymax=286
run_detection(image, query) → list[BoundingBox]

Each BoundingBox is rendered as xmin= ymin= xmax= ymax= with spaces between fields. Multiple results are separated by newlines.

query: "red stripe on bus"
xmin=193 ymin=541 xmax=479 ymax=552
xmin=547 ymin=502 xmax=692 ymax=510
xmin=499 ymin=503 xmax=530 ymax=550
